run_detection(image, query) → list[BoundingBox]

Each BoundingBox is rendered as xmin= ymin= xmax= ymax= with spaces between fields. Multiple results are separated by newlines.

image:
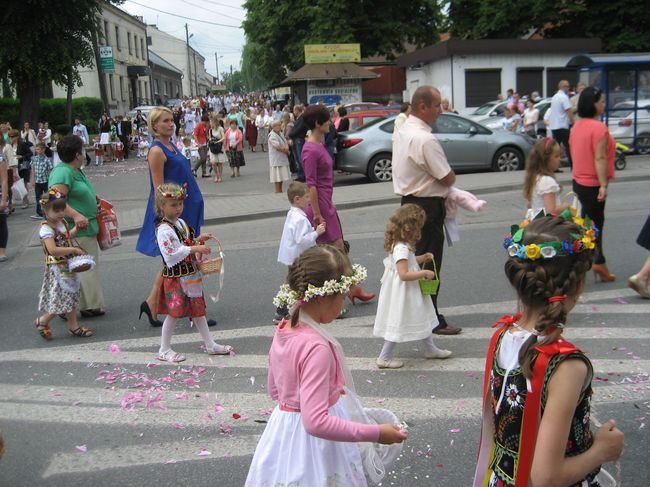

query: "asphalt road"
xmin=0 ymin=178 xmax=648 ymax=486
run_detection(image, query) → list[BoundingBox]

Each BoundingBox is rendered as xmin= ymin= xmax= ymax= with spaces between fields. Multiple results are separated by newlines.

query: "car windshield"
xmin=472 ymin=102 xmax=497 ymax=116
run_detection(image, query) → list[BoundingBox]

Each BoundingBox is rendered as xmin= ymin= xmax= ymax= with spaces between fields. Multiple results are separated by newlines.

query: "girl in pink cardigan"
xmin=224 ymin=119 xmax=245 ymax=178
xmin=246 ymin=245 xmax=407 ymax=487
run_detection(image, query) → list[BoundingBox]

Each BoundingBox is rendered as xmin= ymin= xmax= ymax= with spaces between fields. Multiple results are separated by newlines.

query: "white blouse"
xmin=531 ymin=175 xmax=561 ymax=215
xmin=156 ymin=219 xmax=192 ymax=268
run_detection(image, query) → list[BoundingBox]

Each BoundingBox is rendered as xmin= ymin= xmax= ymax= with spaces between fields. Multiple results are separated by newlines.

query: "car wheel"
xmin=492 ymin=146 xmax=523 ymax=172
xmin=368 ymin=153 xmax=393 ymax=182
xmin=636 ymin=134 xmax=650 ymax=155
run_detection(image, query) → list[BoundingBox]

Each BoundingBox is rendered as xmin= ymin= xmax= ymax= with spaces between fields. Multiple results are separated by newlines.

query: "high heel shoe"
xmin=139 ymin=301 xmax=163 ymax=327
xmin=592 ymin=264 xmax=616 ymax=282
xmin=348 ymin=287 xmax=375 ymax=305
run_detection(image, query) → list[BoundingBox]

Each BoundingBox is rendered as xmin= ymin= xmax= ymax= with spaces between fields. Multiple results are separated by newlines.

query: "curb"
xmin=115 ymin=172 xmax=650 ymax=237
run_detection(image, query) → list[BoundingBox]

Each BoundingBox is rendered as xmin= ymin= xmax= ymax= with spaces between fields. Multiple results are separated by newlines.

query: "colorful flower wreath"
xmin=273 ymin=264 xmax=367 ymax=308
xmin=39 ymin=188 xmax=65 ymax=206
xmin=503 ymin=209 xmax=598 ymax=261
xmin=158 ymin=183 xmax=187 ymax=200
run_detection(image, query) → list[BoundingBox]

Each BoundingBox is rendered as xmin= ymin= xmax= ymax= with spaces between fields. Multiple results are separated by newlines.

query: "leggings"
xmin=0 ymin=214 xmax=7 ymax=248
xmin=573 ymin=180 xmax=606 ymax=264
xmin=379 ymin=336 xmax=442 ymax=361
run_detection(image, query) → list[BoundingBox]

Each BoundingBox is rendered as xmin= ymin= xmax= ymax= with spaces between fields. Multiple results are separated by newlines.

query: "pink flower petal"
xmin=197 ymin=449 xmax=211 ymax=456
xmin=164 ymin=459 xmax=177 ymax=464
xmin=249 ymin=376 xmax=255 ymax=386
xmin=75 ymin=445 xmax=87 ymax=453
xmin=108 ymin=344 xmax=121 ymax=353
xmin=72 ymin=400 xmax=82 ymax=406
xmin=173 ymin=422 xmax=184 ymax=429
xmin=450 ymin=428 xmax=461 ymax=433
xmin=213 ymin=404 xmax=224 ymax=413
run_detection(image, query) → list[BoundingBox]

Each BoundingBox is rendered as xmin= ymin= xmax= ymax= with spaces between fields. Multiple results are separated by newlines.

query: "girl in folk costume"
xmin=247 ymin=245 xmax=407 ymax=487
xmin=373 ymin=204 xmax=452 ymax=369
xmin=35 ymin=190 xmax=93 ymax=339
xmin=474 ymin=214 xmax=624 ymax=487
xmin=155 ymin=183 xmax=232 ymax=363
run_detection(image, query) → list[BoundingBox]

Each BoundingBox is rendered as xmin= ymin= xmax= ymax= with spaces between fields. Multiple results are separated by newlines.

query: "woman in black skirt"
xmin=628 ymin=215 xmax=650 ymax=298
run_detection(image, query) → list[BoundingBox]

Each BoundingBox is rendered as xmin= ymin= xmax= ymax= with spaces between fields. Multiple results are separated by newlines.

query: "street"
xmin=0 ymin=152 xmax=648 ymax=486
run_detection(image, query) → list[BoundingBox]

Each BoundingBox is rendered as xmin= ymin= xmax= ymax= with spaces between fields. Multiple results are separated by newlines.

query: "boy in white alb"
xmin=275 ymin=181 xmax=325 ymax=321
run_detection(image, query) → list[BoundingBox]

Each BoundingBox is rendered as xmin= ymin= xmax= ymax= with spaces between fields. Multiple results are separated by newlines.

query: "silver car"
xmin=336 ymin=113 xmax=534 ymax=183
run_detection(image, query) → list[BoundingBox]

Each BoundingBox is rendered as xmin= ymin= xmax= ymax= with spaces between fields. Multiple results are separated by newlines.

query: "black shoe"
xmin=208 ymin=319 xmax=217 ymax=327
xmin=139 ymin=301 xmax=163 ymax=327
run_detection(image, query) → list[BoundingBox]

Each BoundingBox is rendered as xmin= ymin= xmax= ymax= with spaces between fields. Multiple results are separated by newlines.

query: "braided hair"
xmin=505 ymin=216 xmax=594 ymax=378
xmin=286 ymin=245 xmax=353 ymax=327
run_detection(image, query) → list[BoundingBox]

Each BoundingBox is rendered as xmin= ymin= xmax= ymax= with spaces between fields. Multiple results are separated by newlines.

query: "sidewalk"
xmin=118 ymin=156 xmax=650 ymax=236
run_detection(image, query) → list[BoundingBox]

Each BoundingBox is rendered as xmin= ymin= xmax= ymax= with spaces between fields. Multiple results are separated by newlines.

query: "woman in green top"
xmin=48 ymin=135 xmax=105 ymax=317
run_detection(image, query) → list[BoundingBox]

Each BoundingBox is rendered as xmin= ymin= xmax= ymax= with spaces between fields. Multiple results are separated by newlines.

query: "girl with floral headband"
xmin=247 ymin=245 xmax=407 ymax=487
xmin=474 ymin=214 xmax=624 ymax=487
xmin=154 ymin=182 xmax=232 ymax=363
xmin=34 ymin=190 xmax=92 ymax=339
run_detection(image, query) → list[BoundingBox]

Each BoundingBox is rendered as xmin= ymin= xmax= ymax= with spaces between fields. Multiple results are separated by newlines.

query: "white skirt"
xmin=246 ymin=397 xmax=368 ymax=487
xmin=269 ymin=165 xmax=290 ymax=183
xmin=99 ymin=132 xmax=110 ymax=145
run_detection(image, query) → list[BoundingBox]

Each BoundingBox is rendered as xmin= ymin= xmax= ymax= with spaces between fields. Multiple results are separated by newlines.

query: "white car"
xmin=607 ymin=99 xmax=650 ymax=154
xmin=466 ymin=100 xmax=509 ymax=124
xmin=128 ymin=105 xmax=157 ymax=121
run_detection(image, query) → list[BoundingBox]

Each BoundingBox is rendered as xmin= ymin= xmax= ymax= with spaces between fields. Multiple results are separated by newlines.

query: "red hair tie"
xmin=544 ymin=136 xmax=552 ymax=153
xmin=548 ymin=295 xmax=567 ymax=303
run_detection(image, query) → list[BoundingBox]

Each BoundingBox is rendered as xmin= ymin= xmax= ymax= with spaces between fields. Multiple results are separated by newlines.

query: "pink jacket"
xmin=445 ymin=186 xmax=486 ymax=219
xmin=224 ymin=128 xmax=243 ymax=152
xmin=267 ymin=321 xmax=380 ymax=442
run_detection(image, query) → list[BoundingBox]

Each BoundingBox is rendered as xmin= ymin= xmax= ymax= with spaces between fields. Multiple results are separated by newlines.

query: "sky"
xmin=121 ymin=0 xmax=246 ymax=82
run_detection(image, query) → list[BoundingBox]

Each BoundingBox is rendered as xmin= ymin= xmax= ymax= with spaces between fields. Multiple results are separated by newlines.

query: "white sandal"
xmin=206 ymin=343 xmax=233 ymax=355
xmin=157 ymin=349 xmax=186 ymax=363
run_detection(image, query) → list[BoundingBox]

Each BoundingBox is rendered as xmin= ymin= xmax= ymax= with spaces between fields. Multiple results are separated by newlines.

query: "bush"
xmin=0 ymin=97 xmax=103 ymax=130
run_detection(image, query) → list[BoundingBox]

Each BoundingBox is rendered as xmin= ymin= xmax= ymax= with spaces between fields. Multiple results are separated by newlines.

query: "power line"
xmin=179 ymin=0 xmax=245 ymax=23
xmin=127 ymin=1 xmax=242 ymax=29
xmin=189 ymin=0 xmax=246 ymax=12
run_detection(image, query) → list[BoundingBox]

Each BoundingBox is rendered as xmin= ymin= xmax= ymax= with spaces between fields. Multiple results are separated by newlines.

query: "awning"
xmin=277 ymin=63 xmax=379 ymax=86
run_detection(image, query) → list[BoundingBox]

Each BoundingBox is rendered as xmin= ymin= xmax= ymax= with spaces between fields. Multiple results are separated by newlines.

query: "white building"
xmin=396 ymin=39 xmax=602 ymax=114
xmin=51 ymin=2 xmax=152 ymax=116
xmin=147 ymin=25 xmax=209 ymax=97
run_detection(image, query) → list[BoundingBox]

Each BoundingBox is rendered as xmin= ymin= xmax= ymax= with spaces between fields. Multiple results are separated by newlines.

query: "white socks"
xmin=379 ymin=336 xmax=443 ymax=361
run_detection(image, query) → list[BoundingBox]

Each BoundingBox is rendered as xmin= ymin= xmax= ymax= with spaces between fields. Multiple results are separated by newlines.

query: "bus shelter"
xmin=567 ymin=53 xmax=650 ymax=154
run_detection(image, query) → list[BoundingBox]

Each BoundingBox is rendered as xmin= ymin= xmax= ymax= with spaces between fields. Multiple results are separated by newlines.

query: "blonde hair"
xmin=287 ymin=181 xmax=308 ymax=203
xmin=148 ymin=106 xmax=173 ymax=138
xmin=384 ymin=204 xmax=426 ymax=252
xmin=154 ymin=182 xmax=183 ymax=217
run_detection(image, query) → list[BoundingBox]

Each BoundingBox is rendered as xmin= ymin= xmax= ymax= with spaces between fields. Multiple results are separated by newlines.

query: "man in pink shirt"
xmin=392 ymin=86 xmax=461 ymax=335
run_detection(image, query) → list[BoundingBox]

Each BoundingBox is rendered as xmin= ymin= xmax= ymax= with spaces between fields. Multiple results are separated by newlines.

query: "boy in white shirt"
xmin=275 ymin=181 xmax=326 ymax=321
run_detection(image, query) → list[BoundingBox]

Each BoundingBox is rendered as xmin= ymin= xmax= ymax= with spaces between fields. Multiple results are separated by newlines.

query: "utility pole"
xmin=230 ymin=64 xmax=233 ymax=92
xmin=193 ymin=53 xmax=199 ymax=96
xmin=215 ymin=52 xmax=220 ymax=85
xmin=185 ymin=23 xmax=192 ymax=96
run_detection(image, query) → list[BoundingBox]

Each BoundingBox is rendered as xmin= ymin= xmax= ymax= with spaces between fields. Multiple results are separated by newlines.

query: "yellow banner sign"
xmin=304 ymin=44 xmax=361 ymax=64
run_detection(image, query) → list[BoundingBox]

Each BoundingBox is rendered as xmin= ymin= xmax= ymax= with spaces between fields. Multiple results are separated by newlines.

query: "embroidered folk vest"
xmin=158 ymin=218 xmax=198 ymax=278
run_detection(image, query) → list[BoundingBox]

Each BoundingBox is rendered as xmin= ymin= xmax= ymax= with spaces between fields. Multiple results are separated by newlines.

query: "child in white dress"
xmin=248 ymin=245 xmax=407 ymax=487
xmin=374 ymin=204 xmax=452 ymax=369
xmin=523 ymin=137 xmax=569 ymax=216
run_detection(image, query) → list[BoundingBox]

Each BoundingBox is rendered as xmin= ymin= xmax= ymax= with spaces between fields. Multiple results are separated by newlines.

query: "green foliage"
xmin=241 ymin=41 xmax=270 ymax=91
xmin=222 ymin=71 xmax=246 ymax=93
xmin=446 ymin=0 xmax=650 ymax=53
xmin=0 ymin=97 xmax=102 ymax=132
xmin=243 ymin=0 xmax=442 ymax=85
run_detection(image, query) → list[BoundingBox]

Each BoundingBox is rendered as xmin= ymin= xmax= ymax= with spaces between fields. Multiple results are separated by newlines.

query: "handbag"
xmin=418 ymin=256 xmax=440 ymax=295
xmin=208 ymin=128 xmax=223 ymax=154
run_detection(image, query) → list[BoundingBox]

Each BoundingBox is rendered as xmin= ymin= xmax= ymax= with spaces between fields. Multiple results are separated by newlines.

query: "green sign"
xmin=99 ymin=46 xmax=114 ymax=73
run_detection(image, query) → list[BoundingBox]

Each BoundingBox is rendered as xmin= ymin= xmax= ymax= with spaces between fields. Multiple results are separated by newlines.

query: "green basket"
xmin=418 ymin=256 xmax=440 ymax=295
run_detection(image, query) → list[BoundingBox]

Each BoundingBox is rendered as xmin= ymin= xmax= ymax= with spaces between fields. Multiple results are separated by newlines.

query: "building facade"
xmin=51 ymin=2 xmax=152 ymax=116
xmin=397 ymin=39 xmax=602 ymax=114
xmin=149 ymin=50 xmax=183 ymax=105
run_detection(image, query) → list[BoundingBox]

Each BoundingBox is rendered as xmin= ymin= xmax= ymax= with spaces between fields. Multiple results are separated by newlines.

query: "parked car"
xmin=477 ymin=98 xmax=551 ymax=137
xmin=336 ymin=113 xmax=534 ymax=182
xmin=466 ymin=100 xmax=509 ymax=123
xmin=165 ymin=98 xmax=184 ymax=109
xmin=128 ymin=105 xmax=157 ymax=121
xmin=607 ymin=99 xmax=650 ymax=154
xmin=343 ymin=109 xmax=399 ymax=131
xmin=344 ymin=102 xmax=381 ymax=112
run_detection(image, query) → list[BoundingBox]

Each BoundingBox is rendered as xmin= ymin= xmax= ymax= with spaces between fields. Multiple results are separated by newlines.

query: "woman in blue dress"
xmin=136 ymin=107 xmax=205 ymax=327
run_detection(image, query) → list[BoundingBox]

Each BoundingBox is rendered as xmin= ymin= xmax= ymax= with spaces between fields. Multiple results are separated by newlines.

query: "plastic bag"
xmin=180 ymin=272 xmax=204 ymax=298
xmin=11 ymin=178 xmax=27 ymax=202
xmin=97 ymin=197 xmax=122 ymax=250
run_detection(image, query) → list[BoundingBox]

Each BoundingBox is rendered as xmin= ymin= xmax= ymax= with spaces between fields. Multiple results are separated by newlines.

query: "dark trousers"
xmin=401 ymin=195 xmax=445 ymax=316
xmin=292 ymin=138 xmax=305 ymax=182
xmin=573 ymin=180 xmax=606 ymax=264
xmin=551 ymin=128 xmax=572 ymax=168
xmin=34 ymin=182 xmax=48 ymax=216
xmin=0 ymin=214 xmax=7 ymax=248
xmin=193 ymin=146 xmax=208 ymax=175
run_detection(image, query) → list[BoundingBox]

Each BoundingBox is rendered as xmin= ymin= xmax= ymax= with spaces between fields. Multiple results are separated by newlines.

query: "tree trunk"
xmin=17 ymin=79 xmax=41 ymax=128
xmin=65 ymin=70 xmax=74 ymax=127
xmin=90 ymin=27 xmax=108 ymax=113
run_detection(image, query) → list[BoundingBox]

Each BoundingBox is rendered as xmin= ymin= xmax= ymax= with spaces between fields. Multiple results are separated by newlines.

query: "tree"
xmin=243 ymin=0 xmax=442 ymax=85
xmin=241 ymin=41 xmax=270 ymax=92
xmin=0 ymin=1 xmax=122 ymax=127
xmin=446 ymin=0 xmax=650 ymax=53
xmin=222 ymin=70 xmax=246 ymax=93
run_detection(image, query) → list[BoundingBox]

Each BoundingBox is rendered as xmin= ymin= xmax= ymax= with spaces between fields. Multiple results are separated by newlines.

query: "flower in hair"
xmin=525 ymin=244 xmax=541 ymax=260
xmin=40 ymin=188 xmax=65 ymax=206
xmin=158 ymin=183 xmax=187 ymax=200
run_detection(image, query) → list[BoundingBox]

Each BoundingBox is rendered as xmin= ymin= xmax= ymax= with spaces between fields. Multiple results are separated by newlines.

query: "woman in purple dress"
xmin=301 ymin=105 xmax=374 ymax=305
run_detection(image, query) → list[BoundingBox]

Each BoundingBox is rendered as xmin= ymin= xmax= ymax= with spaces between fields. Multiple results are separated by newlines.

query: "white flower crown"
xmin=273 ymin=264 xmax=367 ymax=308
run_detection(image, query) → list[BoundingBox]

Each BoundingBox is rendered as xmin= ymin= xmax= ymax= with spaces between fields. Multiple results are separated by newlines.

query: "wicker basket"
xmin=198 ymin=237 xmax=223 ymax=275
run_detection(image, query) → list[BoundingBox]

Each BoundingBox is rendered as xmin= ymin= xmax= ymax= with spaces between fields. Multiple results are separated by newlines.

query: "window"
xmin=154 ymin=79 xmax=159 ymax=94
xmin=546 ymin=68 xmax=578 ymax=97
xmin=144 ymin=80 xmax=149 ymax=102
xmin=127 ymin=32 xmax=132 ymax=55
xmin=119 ymin=76 xmax=125 ymax=101
xmin=133 ymin=35 xmax=138 ymax=58
xmin=114 ymin=26 xmax=120 ymax=51
xmin=433 ymin=114 xmax=473 ymax=134
xmin=108 ymin=74 xmax=114 ymax=100
xmin=379 ymin=120 xmax=395 ymax=133
xmin=517 ymin=68 xmax=543 ymax=99
xmin=140 ymin=38 xmax=145 ymax=60
xmin=465 ymin=69 xmax=501 ymax=107
xmin=103 ymin=21 xmax=109 ymax=45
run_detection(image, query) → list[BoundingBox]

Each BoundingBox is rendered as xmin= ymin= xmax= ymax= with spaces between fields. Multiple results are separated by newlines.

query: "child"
xmin=35 ymin=190 xmax=93 ymax=340
xmin=523 ymin=137 xmax=568 ymax=217
xmin=248 ymin=245 xmax=407 ymax=487
xmin=474 ymin=214 xmax=624 ymax=487
xmin=93 ymin=135 xmax=103 ymax=166
xmin=373 ymin=204 xmax=452 ymax=369
xmin=275 ymin=181 xmax=326 ymax=321
xmin=115 ymin=140 xmax=124 ymax=162
xmin=181 ymin=137 xmax=193 ymax=167
xmin=51 ymin=133 xmax=61 ymax=166
xmin=29 ymin=143 xmax=53 ymax=220
xmin=155 ymin=182 xmax=232 ymax=362
xmin=138 ymin=137 xmax=149 ymax=158
xmin=175 ymin=128 xmax=187 ymax=152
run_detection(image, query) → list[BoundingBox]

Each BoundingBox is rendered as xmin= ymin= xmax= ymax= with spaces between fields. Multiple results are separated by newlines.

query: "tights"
xmin=379 ymin=336 xmax=442 ymax=361
xmin=160 ymin=315 xmax=215 ymax=353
